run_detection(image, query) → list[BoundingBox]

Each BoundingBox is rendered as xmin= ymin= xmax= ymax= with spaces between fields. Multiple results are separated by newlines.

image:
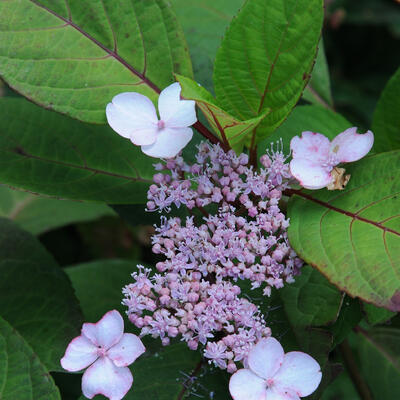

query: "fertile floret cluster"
xmin=123 ymin=266 xmax=270 ymax=373
xmin=123 ymin=142 xmax=303 ymax=371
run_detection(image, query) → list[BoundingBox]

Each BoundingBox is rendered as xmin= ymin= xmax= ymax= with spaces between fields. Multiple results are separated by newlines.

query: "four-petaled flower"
xmin=106 ymin=82 xmax=197 ymax=158
xmin=290 ymin=127 xmax=374 ymax=189
xmin=229 ymin=337 xmax=322 ymax=400
xmin=61 ymin=310 xmax=145 ymax=400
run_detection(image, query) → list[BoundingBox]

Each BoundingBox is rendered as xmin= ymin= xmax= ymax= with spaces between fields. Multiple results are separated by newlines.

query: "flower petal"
xmin=108 ymin=333 xmax=146 ymax=367
xmin=273 ymin=351 xmax=322 ymax=397
xmin=82 ymin=310 xmax=124 ymax=350
xmin=330 ymin=127 xmax=374 ymax=163
xmin=60 ymin=335 xmax=98 ymax=372
xmin=290 ymin=131 xmax=330 ymax=163
xmin=141 ymin=127 xmax=193 ymax=158
xmin=106 ymin=92 xmax=158 ymax=145
xmin=248 ymin=337 xmax=284 ymax=380
xmin=229 ymin=369 xmax=267 ymax=400
xmin=265 ymin=388 xmax=300 ymax=400
xmin=158 ymin=82 xmax=197 ymax=128
xmin=290 ymin=158 xmax=332 ymax=190
xmin=82 ymin=357 xmax=133 ymax=400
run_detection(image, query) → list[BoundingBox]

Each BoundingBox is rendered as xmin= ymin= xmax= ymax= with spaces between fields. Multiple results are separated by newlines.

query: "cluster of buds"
xmin=123 ymin=142 xmax=302 ymax=371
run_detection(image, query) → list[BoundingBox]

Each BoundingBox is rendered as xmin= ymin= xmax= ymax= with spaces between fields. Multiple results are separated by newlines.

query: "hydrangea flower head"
xmin=61 ymin=310 xmax=145 ymax=400
xmin=106 ymin=82 xmax=197 ymax=158
xmin=290 ymin=127 xmax=374 ymax=189
xmin=229 ymin=337 xmax=322 ymax=400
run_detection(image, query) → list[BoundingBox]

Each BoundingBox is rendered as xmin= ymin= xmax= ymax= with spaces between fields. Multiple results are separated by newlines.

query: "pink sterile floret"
xmin=106 ymin=82 xmax=197 ymax=159
xmin=61 ymin=310 xmax=145 ymax=400
xmin=289 ymin=127 xmax=374 ymax=189
xmin=229 ymin=337 xmax=322 ymax=400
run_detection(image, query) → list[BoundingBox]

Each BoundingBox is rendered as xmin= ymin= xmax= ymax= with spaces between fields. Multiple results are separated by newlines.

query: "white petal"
xmin=290 ymin=158 xmax=333 ymax=190
xmin=290 ymin=131 xmax=330 ymax=163
xmin=158 ymin=82 xmax=197 ymax=128
xmin=141 ymin=127 xmax=193 ymax=158
xmin=106 ymin=92 xmax=158 ymax=145
xmin=60 ymin=335 xmax=98 ymax=372
xmin=108 ymin=333 xmax=146 ymax=367
xmin=248 ymin=337 xmax=284 ymax=380
xmin=330 ymin=127 xmax=374 ymax=163
xmin=273 ymin=352 xmax=322 ymax=397
xmin=82 ymin=310 xmax=124 ymax=350
xmin=82 ymin=357 xmax=133 ymax=400
xmin=229 ymin=369 xmax=267 ymax=400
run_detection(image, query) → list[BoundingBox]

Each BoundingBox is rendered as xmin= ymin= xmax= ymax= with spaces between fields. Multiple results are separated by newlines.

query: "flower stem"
xmin=193 ymin=121 xmax=230 ymax=152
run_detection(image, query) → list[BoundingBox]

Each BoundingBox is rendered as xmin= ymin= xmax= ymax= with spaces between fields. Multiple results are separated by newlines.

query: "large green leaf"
xmin=288 ymin=151 xmax=400 ymax=311
xmin=172 ymin=0 xmax=244 ymax=91
xmin=372 ymin=67 xmax=400 ymax=153
xmin=0 ymin=0 xmax=192 ymax=123
xmin=0 ymin=185 xmax=114 ymax=235
xmin=355 ymin=327 xmax=400 ymax=399
xmin=213 ymin=0 xmax=324 ymax=141
xmin=0 ymin=218 xmax=83 ymax=371
xmin=66 ymin=259 xmax=135 ymax=321
xmin=0 ymin=97 xmax=156 ymax=203
xmin=177 ymin=74 xmax=268 ymax=150
xmin=362 ymin=302 xmax=396 ymax=326
xmin=0 ymin=316 xmax=61 ymax=400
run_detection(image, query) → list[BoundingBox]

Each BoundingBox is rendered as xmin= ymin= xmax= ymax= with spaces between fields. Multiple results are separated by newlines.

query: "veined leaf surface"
xmin=0 ymin=0 xmax=192 ymax=123
xmin=288 ymin=151 xmax=400 ymax=311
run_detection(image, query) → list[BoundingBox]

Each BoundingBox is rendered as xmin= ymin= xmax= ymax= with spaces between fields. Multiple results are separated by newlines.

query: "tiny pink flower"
xmin=229 ymin=337 xmax=322 ymax=400
xmin=290 ymin=128 xmax=374 ymax=189
xmin=106 ymin=82 xmax=197 ymax=158
xmin=61 ymin=310 xmax=145 ymax=400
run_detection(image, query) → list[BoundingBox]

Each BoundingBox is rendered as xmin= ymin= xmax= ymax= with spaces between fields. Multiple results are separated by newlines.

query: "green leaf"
xmin=0 ymin=316 xmax=61 ymax=400
xmin=0 ymin=218 xmax=83 ymax=371
xmin=0 ymin=185 xmax=114 ymax=235
xmin=372 ymin=67 xmax=400 ymax=153
xmin=260 ymin=104 xmax=351 ymax=155
xmin=213 ymin=0 xmax=324 ymax=141
xmin=0 ymin=97 xmax=155 ymax=203
xmin=362 ymin=302 xmax=396 ymax=326
xmin=288 ymin=150 xmax=400 ymax=311
xmin=66 ymin=259 xmax=135 ymax=321
xmin=355 ymin=327 xmax=400 ymax=399
xmin=279 ymin=266 xmax=341 ymax=366
xmin=0 ymin=0 xmax=192 ymax=123
xmin=302 ymin=39 xmax=333 ymax=108
xmin=78 ymin=343 xmax=202 ymax=400
xmin=177 ymin=74 xmax=268 ymax=151
xmin=330 ymin=297 xmax=363 ymax=347
xmin=280 ymin=266 xmax=343 ymax=327
xmin=172 ymin=0 xmax=244 ymax=91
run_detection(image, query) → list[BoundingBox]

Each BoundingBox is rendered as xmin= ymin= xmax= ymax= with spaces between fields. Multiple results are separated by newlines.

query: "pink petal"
xmin=82 ymin=310 xmax=124 ymax=350
xmin=141 ymin=127 xmax=193 ymax=158
xmin=330 ymin=127 xmax=374 ymax=163
xmin=60 ymin=335 xmax=98 ymax=372
xmin=229 ymin=369 xmax=267 ymax=400
xmin=248 ymin=337 xmax=284 ymax=380
xmin=158 ymin=82 xmax=197 ymax=128
xmin=290 ymin=131 xmax=330 ymax=163
xmin=108 ymin=333 xmax=146 ymax=367
xmin=265 ymin=388 xmax=300 ymax=400
xmin=106 ymin=92 xmax=158 ymax=145
xmin=273 ymin=352 xmax=322 ymax=397
xmin=82 ymin=357 xmax=133 ymax=400
xmin=290 ymin=158 xmax=333 ymax=190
